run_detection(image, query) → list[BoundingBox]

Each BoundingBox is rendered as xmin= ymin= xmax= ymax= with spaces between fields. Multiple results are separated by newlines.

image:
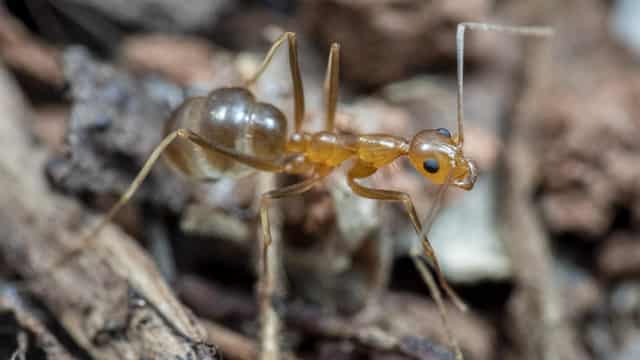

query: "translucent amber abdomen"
xmin=163 ymin=87 xmax=288 ymax=180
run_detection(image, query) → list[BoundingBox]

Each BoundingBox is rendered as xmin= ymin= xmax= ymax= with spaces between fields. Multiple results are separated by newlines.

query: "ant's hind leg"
xmin=244 ymin=32 xmax=306 ymax=132
xmin=323 ymin=43 xmax=340 ymax=131
xmin=42 ymin=129 xmax=188 ymax=273
xmin=40 ymin=129 xmax=285 ymax=276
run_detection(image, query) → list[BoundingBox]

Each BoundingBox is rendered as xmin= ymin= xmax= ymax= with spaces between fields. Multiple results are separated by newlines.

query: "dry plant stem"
xmin=0 ymin=6 xmax=63 ymax=85
xmin=257 ymin=172 xmax=283 ymax=360
xmin=204 ymin=319 xmax=300 ymax=360
xmin=204 ymin=320 xmax=259 ymax=360
xmin=0 ymin=66 xmax=218 ymax=359
xmin=500 ymin=33 xmax=582 ymax=360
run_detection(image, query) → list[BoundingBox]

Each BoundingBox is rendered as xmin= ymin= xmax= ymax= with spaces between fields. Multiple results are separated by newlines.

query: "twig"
xmin=204 ymin=320 xmax=259 ymax=360
xmin=0 ymin=6 xmax=63 ymax=86
xmin=204 ymin=319 xmax=300 ymax=360
xmin=499 ymin=16 xmax=584 ymax=360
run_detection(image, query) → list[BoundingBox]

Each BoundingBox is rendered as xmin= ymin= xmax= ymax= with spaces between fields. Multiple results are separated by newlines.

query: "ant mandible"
xmin=46 ymin=22 xmax=553 ymax=359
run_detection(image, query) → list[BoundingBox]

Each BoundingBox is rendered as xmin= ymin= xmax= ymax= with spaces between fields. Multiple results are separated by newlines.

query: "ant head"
xmin=408 ymin=128 xmax=478 ymax=190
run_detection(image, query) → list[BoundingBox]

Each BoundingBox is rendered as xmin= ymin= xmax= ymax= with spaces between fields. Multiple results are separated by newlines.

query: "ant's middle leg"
xmin=258 ymin=166 xmax=331 ymax=295
xmin=257 ymin=166 xmax=330 ymax=358
xmin=244 ymin=32 xmax=306 ymax=132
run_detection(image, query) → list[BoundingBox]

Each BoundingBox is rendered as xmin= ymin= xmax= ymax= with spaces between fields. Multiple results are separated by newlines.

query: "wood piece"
xmin=47 ymin=47 xmax=189 ymax=213
xmin=0 ymin=64 xmax=220 ymax=359
xmin=204 ymin=320 xmax=259 ymax=360
xmin=0 ymin=286 xmax=77 ymax=360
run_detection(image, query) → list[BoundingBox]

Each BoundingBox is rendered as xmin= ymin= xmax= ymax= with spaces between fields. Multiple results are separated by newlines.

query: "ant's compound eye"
xmin=436 ymin=128 xmax=451 ymax=138
xmin=423 ymin=158 xmax=439 ymax=173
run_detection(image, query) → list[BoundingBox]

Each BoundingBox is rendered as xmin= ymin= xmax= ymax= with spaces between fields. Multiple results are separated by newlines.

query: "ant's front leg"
xmin=346 ymin=161 xmax=464 ymax=360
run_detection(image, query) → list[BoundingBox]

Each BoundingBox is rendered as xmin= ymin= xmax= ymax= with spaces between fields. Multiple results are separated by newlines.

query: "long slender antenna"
xmin=419 ymin=177 xmax=450 ymax=241
xmin=324 ymin=43 xmax=340 ymax=131
xmin=456 ymin=22 xmax=554 ymax=147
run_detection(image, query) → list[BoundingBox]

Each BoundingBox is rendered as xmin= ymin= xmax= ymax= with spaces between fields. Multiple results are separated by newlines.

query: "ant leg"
xmin=259 ymin=166 xmax=331 ymax=292
xmin=184 ymin=130 xmax=285 ymax=172
xmin=244 ymin=32 xmax=306 ymax=132
xmin=38 ymin=129 xmax=285 ymax=277
xmin=347 ymin=165 xmax=465 ymax=360
xmin=455 ymin=22 xmax=553 ymax=146
xmin=346 ymin=171 xmax=466 ymax=310
xmin=257 ymin=166 xmax=330 ymax=357
xmin=323 ymin=43 xmax=340 ymax=131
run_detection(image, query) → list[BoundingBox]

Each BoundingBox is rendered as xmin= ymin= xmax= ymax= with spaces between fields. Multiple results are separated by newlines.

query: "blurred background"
xmin=0 ymin=0 xmax=639 ymax=359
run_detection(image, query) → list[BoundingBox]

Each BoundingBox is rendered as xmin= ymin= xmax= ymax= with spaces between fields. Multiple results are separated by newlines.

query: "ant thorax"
xmin=284 ymin=130 xmax=408 ymax=169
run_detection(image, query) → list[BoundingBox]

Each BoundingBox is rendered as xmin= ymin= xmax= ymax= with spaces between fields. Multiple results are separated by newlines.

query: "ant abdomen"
xmin=163 ymin=87 xmax=289 ymax=180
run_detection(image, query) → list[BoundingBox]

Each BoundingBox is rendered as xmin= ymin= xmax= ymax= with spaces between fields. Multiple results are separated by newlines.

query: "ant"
xmin=39 ymin=22 xmax=553 ymax=359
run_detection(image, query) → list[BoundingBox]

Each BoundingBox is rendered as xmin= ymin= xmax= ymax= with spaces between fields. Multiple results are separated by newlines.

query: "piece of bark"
xmin=204 ymin=320 xmax=260 ymax=360
xmin=0 ymin=285 xmax=77 ymax=360
xmin=47 ymin=47 xmax=189 ymax=213
xmin=0 ymin=64 xmax=219 ymax=358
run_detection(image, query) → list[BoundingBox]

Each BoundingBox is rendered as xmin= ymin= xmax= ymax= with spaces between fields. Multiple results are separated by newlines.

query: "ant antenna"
xmin=456 ymin=23 xmax=554 ymax=147
xmin=414 ymin=20 xmax=555 ymax=314
xmin=419 ymin=173 xmax=451 ymax=242
xmin=324 ymin=43 xmax=340 ymax=131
